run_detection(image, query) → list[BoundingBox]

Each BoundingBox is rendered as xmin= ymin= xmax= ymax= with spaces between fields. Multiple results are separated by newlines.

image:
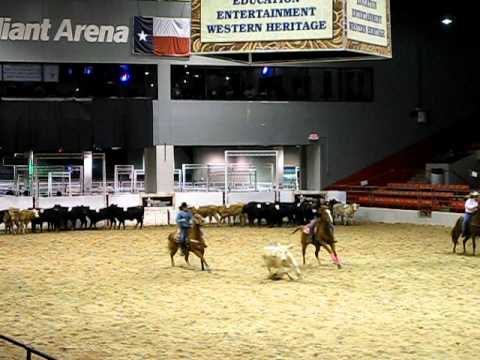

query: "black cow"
xmin=31 ymin=209 xmax=48 ymax=232
xmin=32 ymin=206 xmax=68 ymax=231
xmin=242 ymin=202 xmax=260 ymax=226
xmin=294 ymin=200 xmax=317 ymax=225
xmin=243 ymin=202 xmax=273 ymax=226
xmin=0 ymin=209 xmax=5 ymax=228
xmin=261 ymin=203 xmax=278 ymax=226
xmin=87 ymin=207 xmax=116 ymax=229
xmin=271 ymin=203 xmax=297 ymax=226
xmin=51 ymin=205 xmax=70 ymax=230
xmin=109 ymin=205 xmax=144 ymax=230
xmin=30 ymin=206 xmax=69 ymax=232
xmin=68 ymin=206 xmax=90 ymax=229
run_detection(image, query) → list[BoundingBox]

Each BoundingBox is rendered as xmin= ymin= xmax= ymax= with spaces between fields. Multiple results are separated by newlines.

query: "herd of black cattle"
xmin=0 ymin=205 xmax=145 ymax=233
xmin=241 ymin=199 xmax=336 ymax=226
xmin=0 ymin=197 xmax=337 ymax=233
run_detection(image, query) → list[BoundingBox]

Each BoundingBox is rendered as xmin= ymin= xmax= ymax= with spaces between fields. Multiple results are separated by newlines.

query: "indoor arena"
xmin=1 ymin=0 xmax=479 ymax=359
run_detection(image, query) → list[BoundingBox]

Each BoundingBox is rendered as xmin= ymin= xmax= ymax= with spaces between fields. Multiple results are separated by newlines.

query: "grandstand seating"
xmin=333 ymin=182 xmax=468 ymax=213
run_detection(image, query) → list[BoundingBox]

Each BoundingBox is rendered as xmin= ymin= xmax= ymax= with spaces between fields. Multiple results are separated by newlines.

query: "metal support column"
xmin=83 ymin=151 xmax=93 ymax=194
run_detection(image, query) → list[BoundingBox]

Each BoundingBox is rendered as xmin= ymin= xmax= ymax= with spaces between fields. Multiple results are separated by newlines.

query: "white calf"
xmin=263 ymin=243 xmax=302 ymax=280
xmin=333 ymin=203 xmax=360 ymax=225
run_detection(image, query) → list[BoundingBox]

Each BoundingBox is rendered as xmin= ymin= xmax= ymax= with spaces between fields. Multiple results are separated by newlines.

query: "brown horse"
xmin=451 ymin=212 xmax=479 ymax=256
xmin=168 ymin=213 xmax=210 ymax=271
xmin=292 ymin=207 xmax=341 ymax=269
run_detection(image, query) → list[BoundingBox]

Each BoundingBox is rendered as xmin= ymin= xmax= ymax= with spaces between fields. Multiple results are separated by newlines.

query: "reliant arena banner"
xmin=0 ymin=0 xmax=187 ymax=64
xmin=200 ymin=0 xmax=333 ymax=43
xmin=0 ymin=18 xmax=129 ymax=43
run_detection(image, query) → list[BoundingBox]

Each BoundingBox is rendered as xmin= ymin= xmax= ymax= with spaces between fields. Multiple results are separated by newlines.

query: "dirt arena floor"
xmin=1 ymin=223 xmax=479 ymax=360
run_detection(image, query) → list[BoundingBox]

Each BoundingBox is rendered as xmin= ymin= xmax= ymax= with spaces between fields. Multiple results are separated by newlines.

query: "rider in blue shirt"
xmin=176 ymin=202 xmax=193 ymax=255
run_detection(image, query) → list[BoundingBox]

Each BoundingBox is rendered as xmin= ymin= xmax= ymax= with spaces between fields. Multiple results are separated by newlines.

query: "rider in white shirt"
xmin=463 ymin=191 xmax=479 ymax=237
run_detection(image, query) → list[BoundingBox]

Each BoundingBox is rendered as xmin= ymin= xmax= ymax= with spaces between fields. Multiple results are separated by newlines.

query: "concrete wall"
xmin=152 ymin=9 xmax=479 ymax=187
xmin=305 ymin=144 xmax=322 ymax=191
xmin=127 ymin=150 xmax=145 ymax=171
xmin=174 ymin=192 xmax=223 ymax=207
xmin=144 ymin=145 xmax=175 ymax=193
xmin=0 ymin=196 xmax=33 ymax=209
xmin=109 ymin=194 xmax=142 ymax=208
xmin=450 ymin=155 xmax=478 ymax=185
xmin=426 ymin=154 xmax=478 ymax=186
xmin=284 ymin=147 xmax=302 ymax=168
xmin=356 ymin=207 xmax=460 ymax=228
xmin=226 ymin=192 xmax=276 ymax=205
xmin=192 ymin=147 xmax=225 ymax=165
xmin=38 ymin=196 xmax=106 ymax=210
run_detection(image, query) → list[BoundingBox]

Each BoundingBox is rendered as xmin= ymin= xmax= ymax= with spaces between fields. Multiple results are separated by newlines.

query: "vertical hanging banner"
xmin=192 ymin=0 xmax=391 ymax=63
xmin=346 ymin=0 xmax=388 ymax=46
xmin=344 ymin=0 xmax=391 ymax=57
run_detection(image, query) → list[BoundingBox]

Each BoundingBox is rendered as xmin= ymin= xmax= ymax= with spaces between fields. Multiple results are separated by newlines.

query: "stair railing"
xmin=0 ymin=334 xmax=58 ymax=360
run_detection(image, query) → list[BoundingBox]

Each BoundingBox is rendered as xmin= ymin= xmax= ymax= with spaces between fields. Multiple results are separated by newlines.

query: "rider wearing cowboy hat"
xmin=463 ymin=191 xmax=479 ymax=237
xmin=176 ymin=202 xmax=193 ymax=255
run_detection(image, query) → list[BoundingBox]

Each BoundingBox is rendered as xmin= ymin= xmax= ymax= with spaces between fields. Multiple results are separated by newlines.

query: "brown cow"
xmin=3 ymin=208 xmax=39 ymax=234
xmin=218 ymin=204 xmax=245 ymax=225
xmin=17 ymin=209 xmax=40 ymax=234
xmin=3 ymin=208 xmax=20 ymax=234
xmin=189 ymin=206 xmax=221 ymax=224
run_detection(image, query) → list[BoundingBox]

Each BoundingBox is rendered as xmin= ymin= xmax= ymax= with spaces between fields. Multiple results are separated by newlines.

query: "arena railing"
xmin=0 ymin=334 xmax=58 ymax=360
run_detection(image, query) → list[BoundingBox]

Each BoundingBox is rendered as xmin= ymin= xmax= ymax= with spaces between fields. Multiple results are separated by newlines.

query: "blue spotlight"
xmin=83 ymin=66 xmax=93 ymax=76
xmin=119 ymin=65 xmax=131 ymax=84
xmin=120 ymin=72 xmax=131 ymax=83
xmin=260 ymin=66 xmax=273 ymax=77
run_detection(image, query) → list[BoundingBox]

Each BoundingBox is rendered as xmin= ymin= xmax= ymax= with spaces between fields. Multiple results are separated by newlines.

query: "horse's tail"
xmin=167 ymin=232 xmax=177 ymax=247
xmin=451 ymin=217 xmax=463 ymax=243
xmin=291 ymin=227 xmax=303 ymax=235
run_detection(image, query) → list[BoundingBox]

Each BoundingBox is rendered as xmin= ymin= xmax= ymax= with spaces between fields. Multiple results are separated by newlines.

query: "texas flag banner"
xmin=133 ymin=16 xmax=191 ymax=57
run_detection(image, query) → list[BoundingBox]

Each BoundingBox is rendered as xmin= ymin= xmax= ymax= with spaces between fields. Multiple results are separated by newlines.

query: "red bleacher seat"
xmin=336 ymin=181 xmax=469 ymax=213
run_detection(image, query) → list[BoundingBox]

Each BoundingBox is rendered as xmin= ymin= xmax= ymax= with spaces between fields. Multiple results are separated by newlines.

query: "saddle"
xmin=303 ymin=225 xmax=319 ymax=245
xmin=175 ymin=234 xmax=189 ymax=244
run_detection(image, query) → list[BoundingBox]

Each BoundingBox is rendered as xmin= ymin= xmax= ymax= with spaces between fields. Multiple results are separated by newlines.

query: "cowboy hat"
xmin=469 ymin=191 xmax=480 ymax=197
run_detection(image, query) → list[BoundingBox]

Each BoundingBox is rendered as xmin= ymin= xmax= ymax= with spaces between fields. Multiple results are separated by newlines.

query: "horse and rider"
xmin=452 ymin=191 xmax=480 ymax=255
xmin=293 ymin=205 xmax=341 ymax=268
xmin=169 ymin=202 xmax=210 ymax=271
xmin=175 ymin=202 xmax=193 ymax=255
